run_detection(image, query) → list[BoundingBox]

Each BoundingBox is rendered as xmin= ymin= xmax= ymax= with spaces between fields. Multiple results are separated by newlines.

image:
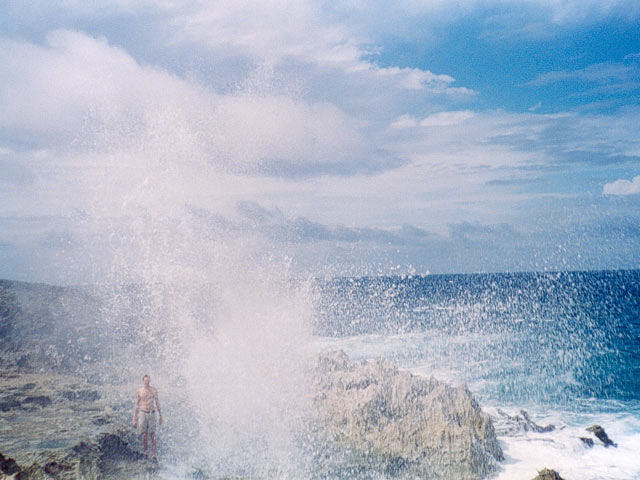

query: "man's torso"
xmin=138 ymin=387 xmax=156 ymax=412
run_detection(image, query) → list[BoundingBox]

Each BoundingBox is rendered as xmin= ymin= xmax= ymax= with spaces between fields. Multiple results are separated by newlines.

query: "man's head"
xmin=142 ymin=374 xmax=150 ymax=387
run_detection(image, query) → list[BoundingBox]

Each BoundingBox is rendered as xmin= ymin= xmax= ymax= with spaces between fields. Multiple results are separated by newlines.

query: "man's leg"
xmin=150 ymin=433 xmax=157 ymax=459
xmin=142 ymin=432 xmax=148 ymax=455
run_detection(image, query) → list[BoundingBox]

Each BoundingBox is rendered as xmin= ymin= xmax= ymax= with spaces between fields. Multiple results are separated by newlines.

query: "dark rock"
xmin=22 ymin=395 xmax=52 ymax=408
xmin=0 ymin=396 xmax=22 ymax=411
xmin=191 ymin=467 xmax=210 ymax=479
xmin=384 ymin=455 xmax=409 ymax=476
xmin=20 ymin=383 xmax=36 ymax=391
xmin=43 ymin=460 xmax=73 ymax=475
xmin=16 ymin=356 xmax=30 ymax=369
xmin=531 ymin=468 xmax=565 ymax=480
xmin=72 ymin=441 xmax=94 ymax=456
xmin=92 ymin=415 xmax=111 ymax=426
xmin=586 ymin=424 xmax=617 ymax=447
xmin=0 ymin=453 xmax=21 ymax=476
xmin=98 ymin=430 xmax=142 ymax=461
xmin=520 ymin=410 xmax=555 ymax=432
xmin=579 ymin=436 xmax=594 ymax=447
xmin=62 ymin=389 xmax=100 ymax=402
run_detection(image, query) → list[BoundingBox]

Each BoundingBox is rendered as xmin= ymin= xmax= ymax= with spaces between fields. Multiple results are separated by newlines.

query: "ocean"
xmin=312 ymin=270 xmax=640 ymax=479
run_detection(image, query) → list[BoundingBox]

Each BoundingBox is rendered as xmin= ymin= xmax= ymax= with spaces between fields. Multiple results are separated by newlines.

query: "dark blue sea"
xmin=312 ymin=270 xmax=640 ymax=479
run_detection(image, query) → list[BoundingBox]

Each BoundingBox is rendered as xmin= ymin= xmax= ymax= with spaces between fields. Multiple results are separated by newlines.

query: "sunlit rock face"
xmin=312 ymin=350 xmax=503 ymax=480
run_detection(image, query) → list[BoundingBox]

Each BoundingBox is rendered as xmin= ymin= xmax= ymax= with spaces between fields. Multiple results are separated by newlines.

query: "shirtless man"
xmin=132 ymin=374 xmax=163 ymax=459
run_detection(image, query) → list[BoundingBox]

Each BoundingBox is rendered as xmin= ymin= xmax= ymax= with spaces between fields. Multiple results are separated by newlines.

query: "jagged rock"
xmin=531 ymin=468 xmax=565 ymax=480
xmin=586 ymin=424 xmax=617 ymax=447
xmin=494 ymin=408 xmax=555 ymax=434
xmin=312 ymin=350 xmax=503 ymax=480
xmin=579 ymin=436 xmax=594 ymax=447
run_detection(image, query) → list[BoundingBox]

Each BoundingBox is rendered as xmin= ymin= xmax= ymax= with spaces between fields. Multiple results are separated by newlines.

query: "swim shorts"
xmin=139 ymin=410 xmax=156 ymax=434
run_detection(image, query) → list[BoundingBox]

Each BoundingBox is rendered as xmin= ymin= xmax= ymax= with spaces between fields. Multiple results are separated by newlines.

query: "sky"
xmin=1 ymin=0 xmax=639 ymax=282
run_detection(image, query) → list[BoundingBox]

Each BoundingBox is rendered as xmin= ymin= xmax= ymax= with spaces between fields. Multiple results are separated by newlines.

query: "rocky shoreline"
xmin=0 ymin=280 xmax=620 ymax=479
xmin=0 ymin=357 xmax=619 ymax=480
xmin=0 ymin=370 xmax=156 ymax=480
xmin=1 ymin=352 xmax=503 ymax=480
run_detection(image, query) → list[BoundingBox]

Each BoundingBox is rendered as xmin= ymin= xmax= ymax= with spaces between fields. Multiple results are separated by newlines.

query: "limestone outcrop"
xmin=311 ymin=350 xmax=503 ymax=480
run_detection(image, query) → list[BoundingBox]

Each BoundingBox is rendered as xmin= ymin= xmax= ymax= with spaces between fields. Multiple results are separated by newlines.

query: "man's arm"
xmin=154 ymin=388 xmax=163 ymax=425
xmin=133 ymin=389 xmax=140 ymax=427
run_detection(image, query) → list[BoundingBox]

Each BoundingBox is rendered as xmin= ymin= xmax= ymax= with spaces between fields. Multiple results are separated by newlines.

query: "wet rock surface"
xmin=493 ymin=409 xmax=555 ymax=434
xmin=579 ymin=436 xmax=595 ymax=447
xmin=311 ymin=350 xmax=504 ymax=480
xmin=585 ymin=424 xmax=617 ymax=447
xmin=0 ymin=371 xmax=155 ymax=480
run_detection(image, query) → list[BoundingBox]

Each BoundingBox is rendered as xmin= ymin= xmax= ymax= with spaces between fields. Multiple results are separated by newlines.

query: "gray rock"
xmin=312 ymin=350 xmax=503 ymax=480
xmin=531 ymin=468 xmax=565 ymax=480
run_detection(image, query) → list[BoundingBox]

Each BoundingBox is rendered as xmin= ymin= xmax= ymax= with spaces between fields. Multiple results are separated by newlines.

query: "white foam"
xmin=495 ymin=411 xmax=640 ymax=480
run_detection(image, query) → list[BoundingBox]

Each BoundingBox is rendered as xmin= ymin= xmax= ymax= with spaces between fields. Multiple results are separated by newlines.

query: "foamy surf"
xmin=493 ymin=409 xmax=640 ymax=480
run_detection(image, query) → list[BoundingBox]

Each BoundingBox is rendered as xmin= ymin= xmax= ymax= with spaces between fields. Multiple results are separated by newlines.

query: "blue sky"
xmin=0 ymin=1 xmax=639 ymax=282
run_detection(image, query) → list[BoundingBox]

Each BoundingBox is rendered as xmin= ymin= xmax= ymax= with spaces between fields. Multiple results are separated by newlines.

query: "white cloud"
xmin=528 ymin=102 xmax=542 ymax=112
xmin=166 ymin=0 xmax=473 ymax=97
xmin=0 ymin=30 xmax=196 ymax=142
xmin=528 ymin=61 xmax=640 ymax=86
xmin=419 ymin=110 xmax=475 ymax=127
xmin=603 ymin=176 xmax=640 ymax=196
xmin=0 ymin=30 xmax=380 ymax=179
xmin=391 ymin=110 xmax=475 ymax=129
xmin=390 ymin=115 xmax=419 ymax=129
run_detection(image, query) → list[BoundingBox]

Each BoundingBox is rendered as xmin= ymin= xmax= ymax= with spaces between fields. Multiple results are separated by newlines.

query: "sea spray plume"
xmin=41 ymin=63 xmax=322 ymax=475
xmin=179 ymin=259 xmax=316 ymax=477
xmin=73 ymin=203 xmax=317 ymax=476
